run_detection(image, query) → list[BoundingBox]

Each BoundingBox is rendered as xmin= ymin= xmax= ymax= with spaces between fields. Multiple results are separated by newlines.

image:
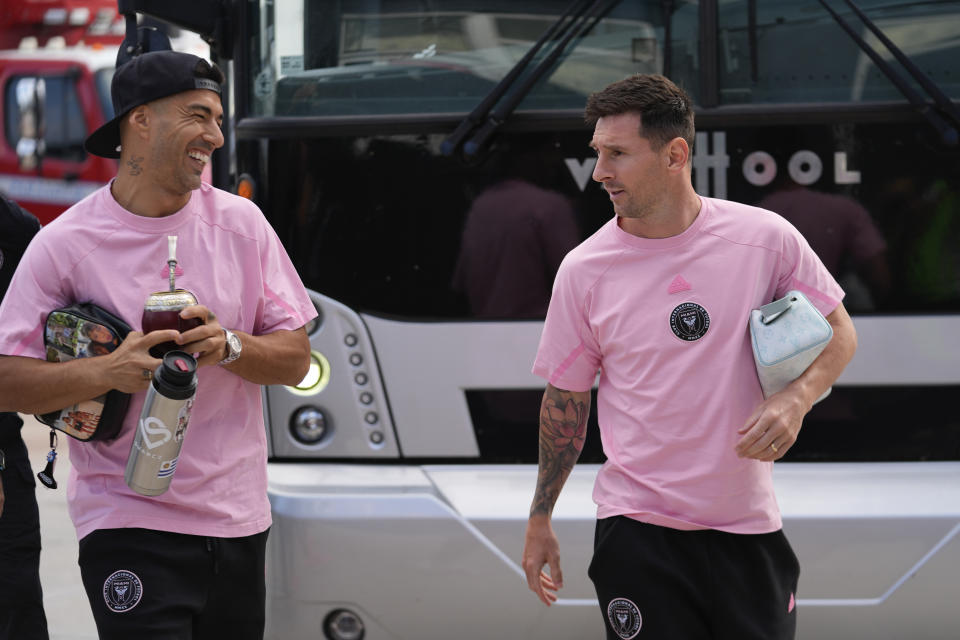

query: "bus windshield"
xmin=251 ymin=1 xmax=699 ymax=117
xmin=248 ymin=0 xmax=960 ymax=118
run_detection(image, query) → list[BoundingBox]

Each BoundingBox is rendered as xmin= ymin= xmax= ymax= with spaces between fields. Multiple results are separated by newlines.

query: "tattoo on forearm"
xmin=127 ymin=156 xmax=144 ymax=176
xmin=530 ymin=386 xmax=589 ymax=517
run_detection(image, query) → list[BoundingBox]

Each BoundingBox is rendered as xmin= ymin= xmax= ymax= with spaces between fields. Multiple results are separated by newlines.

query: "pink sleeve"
xmin=532 ymin=259 xmax=601 ymax=392
xmin=254 ymin=220 xmax=317 ymax=335
xmin=776 ymin=222 xmax=846 ymax=317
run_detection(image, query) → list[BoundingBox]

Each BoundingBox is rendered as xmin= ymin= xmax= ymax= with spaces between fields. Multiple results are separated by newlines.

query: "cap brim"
xmin=84 ymin=115 xmax=124 ymax=159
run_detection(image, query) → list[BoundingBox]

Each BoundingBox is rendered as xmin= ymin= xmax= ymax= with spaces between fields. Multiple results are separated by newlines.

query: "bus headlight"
xmin=289 ymin=406 xmax=330 ymax=445
xmin=323 ymin=608 xmax=365 ymax=640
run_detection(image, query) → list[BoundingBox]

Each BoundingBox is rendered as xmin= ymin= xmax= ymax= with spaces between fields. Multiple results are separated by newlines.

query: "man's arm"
xmin=177 ymin=305 xmax=311 ymax=386
xmin=736 ymin=302 xmax=858 ymax=460
xmin=219 ymin=327 xmax=311 ymax=386
xmin=522 ymin=383 xmax=591 ymax=606
xmin=0 ymin=330 xmax=181 ymax=415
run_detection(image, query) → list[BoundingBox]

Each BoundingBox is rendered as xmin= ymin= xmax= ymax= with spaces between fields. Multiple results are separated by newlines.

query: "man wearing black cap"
xmin=0 ymin=193 xmax=49 ymax=640
xmin=0 ymin=51 xmax=317 ymax=639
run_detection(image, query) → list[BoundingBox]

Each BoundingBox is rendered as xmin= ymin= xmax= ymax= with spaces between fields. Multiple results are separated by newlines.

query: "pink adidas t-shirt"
xmin=0 ymin=183 xmax=316 ymax=540
xmin=533 ymin=197 xmax=843 ymax=534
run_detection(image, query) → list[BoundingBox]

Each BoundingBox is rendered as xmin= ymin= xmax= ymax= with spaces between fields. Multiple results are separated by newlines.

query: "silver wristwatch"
xmin=219 ymin=328 xmax=242 ymax=366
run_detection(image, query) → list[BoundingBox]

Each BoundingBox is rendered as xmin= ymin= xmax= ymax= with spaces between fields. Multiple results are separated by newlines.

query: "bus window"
xmin=251 ymin=1 xmax=701 ymax=117
xmin=717 ymin=0 xmax=960 ymax=104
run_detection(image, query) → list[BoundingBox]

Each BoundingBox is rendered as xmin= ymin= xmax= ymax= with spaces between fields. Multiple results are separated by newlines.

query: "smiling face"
xmin=146 ymin=89 xmax=224 ymax=195
xmin=590 ymin=112 xmax=669 ymax=222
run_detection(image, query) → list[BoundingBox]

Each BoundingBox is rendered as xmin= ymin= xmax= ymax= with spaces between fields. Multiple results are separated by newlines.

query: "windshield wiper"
xmin=462 ymin=0 xmax=619 ymax=159
xmin=818 ymin=0 xmax=959 ymax=147
xmin=441 ymin=0 xmax=593 ymax=157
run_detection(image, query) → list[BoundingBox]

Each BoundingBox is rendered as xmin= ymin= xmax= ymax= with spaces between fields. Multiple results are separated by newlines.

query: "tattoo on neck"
xmin=530 ymin=387 xmax=589 ymax=517
xmin=127 ymin=156 xmax=144 ymax=176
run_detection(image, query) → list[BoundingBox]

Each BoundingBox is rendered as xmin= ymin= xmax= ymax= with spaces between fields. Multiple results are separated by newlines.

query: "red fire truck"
xmin=0 ymin=0 xmax=209 ymax=224
xmin=0 ymin=0 xmax=124 ymax=50
xmin=0 ymin=44 xmax=119 ymax=225
xmin=0 ymin=0 xmax=123 ymax=224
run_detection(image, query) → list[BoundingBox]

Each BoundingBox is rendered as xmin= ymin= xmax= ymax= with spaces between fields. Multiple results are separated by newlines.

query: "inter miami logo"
xmin=669 ymin=302 xmax=710 ymax=341
xmin=607 ymin=597 xmax=642 ymax=639
xmin=103 ymin=569 xmax=143 ymax=613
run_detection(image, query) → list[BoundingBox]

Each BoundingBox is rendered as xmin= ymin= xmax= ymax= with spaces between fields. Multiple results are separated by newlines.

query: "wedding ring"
xmin=142 ymin=368 xmax=152 ymax=380
xmin=770 ymin=442 xmax=779 ymax=453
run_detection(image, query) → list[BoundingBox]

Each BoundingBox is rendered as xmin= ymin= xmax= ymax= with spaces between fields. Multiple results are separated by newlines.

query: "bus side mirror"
xmin=13 ymin=76 xmax=46 ymax=171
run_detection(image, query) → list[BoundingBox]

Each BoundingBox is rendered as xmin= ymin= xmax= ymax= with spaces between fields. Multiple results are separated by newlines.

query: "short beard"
xmin=614 ymin=197 xmax=652 ymax=221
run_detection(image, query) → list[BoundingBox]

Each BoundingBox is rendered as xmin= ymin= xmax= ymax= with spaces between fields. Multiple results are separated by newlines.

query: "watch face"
xmin=218 ymin=330 xmax=241 ymax=365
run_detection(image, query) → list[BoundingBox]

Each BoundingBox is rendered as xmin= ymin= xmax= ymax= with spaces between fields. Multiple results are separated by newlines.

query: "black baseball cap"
xmin=84 ymin=50 xmax=222 ymax=159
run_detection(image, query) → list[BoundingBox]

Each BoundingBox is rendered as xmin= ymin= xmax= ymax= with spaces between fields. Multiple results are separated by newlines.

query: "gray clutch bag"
xmin=749 ymin=290 xmax=833 ymax=402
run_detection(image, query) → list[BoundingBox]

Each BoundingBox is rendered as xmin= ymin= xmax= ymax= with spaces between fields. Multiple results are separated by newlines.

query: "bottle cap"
xmin=153 ymin=351 xmax=198 ymax=399
xmin=161 ymin=351 xmax=197 ymax=381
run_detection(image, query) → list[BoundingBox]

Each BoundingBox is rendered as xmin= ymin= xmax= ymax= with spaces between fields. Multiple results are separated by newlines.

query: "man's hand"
xmin=735 ymin=390 xmax=809 ymax=461
xmin=522 ymin=385 xmax=590 ymax=606
xmin=106 ymin=329 xmax=182 ymax=393
xmin=522 ymin=514 xmax=564 ymax=606
xmin=175 ymin=305 xmax=226 ymax=367
xmin=0 ymin=328 xmax=179 ymax=414
xmin=737 ymin=303 xmax=857 ymax=462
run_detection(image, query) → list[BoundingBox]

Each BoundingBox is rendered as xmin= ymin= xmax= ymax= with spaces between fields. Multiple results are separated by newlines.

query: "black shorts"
xmin=78 ymin=527 xmax=268 ymax=640
xmin=588 ymin=516 xmax=799 ymax=640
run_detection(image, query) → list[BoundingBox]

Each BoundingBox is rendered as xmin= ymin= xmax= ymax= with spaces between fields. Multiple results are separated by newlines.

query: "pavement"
xmin=20 ymin=414 xmax=99 ymax=640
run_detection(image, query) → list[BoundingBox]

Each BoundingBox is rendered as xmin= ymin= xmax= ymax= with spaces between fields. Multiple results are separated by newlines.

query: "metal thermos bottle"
xmin=125 ymin=351 xmax=198 ymax=496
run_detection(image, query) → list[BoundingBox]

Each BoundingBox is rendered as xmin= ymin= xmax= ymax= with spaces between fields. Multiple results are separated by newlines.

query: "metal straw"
xmin=167 ymin=235 xmax=178 ymax=292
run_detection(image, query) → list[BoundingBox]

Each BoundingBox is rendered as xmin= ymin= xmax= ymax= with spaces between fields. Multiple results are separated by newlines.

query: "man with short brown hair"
xmin=522 ymin=74 xmax=857 ymax=639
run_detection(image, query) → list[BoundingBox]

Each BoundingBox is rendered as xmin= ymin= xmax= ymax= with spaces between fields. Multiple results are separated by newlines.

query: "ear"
xmin=664 ymin=137 xmax=690 ymax=172
xmin=127 ymin=105 xmax=151 ymax=142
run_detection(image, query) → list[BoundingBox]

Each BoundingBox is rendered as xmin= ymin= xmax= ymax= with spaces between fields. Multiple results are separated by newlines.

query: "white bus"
xmin=130 ymin=1 xmax=960 ymax=638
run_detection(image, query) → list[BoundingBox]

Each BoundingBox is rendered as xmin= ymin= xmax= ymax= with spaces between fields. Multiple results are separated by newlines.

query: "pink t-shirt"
xmin=0 ymin=183 xmax=316 ymax=539
xmin=533 ymin=196 xmax=843 ymax=534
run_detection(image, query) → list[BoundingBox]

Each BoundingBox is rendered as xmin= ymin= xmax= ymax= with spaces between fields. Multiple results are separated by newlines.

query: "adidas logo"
xmin=668 ymin=275 xmax=691 ymax=294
